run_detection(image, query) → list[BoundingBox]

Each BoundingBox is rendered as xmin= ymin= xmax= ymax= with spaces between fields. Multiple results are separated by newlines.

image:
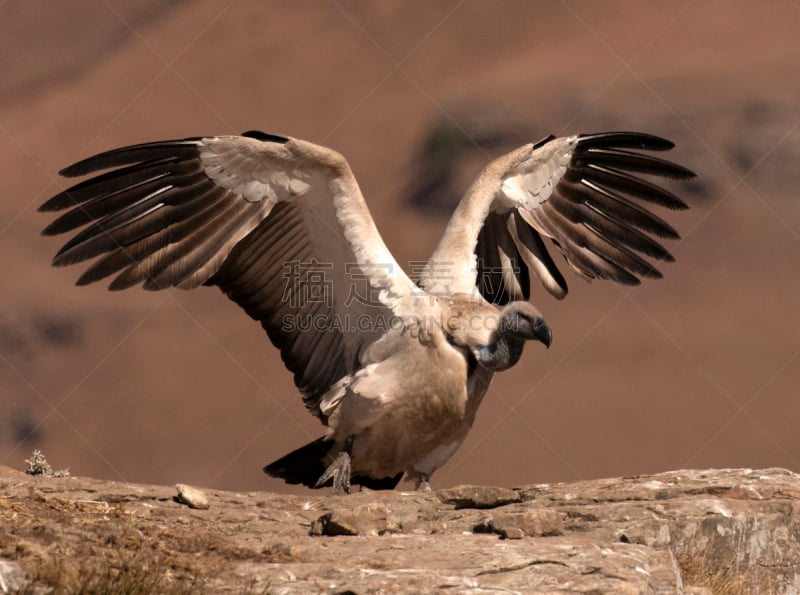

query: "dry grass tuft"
xmin=16 ymin=549 xmax=204 ymax=594
xmin=24 ymin=450 xmax=70 ymax=478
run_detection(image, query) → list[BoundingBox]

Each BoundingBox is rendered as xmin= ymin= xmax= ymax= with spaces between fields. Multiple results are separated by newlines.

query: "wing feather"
xmin=547 ymin=189 xmax=674 ymax=262
xmin=569 ymin=163 xmax=688 ymax=210
xmin=508 ymin=210 xmax=568 ymax=298
xmin=474 ymin=211 xmax=530 ymax=304
xmin=425 ymin=131 xmax=695 ymax=301
xmin=41 ymin=132 xmax=416 ymax=417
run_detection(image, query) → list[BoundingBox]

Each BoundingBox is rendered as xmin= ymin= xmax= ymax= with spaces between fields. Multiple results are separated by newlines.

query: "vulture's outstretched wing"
xmin=421 ymin=132 xmax=695 ymax=302
xmin=40 ymin=131 xmax=417 ymax=419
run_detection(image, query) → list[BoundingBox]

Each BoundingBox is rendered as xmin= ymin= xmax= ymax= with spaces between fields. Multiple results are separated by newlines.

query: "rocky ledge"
xmin=1 ymin=466 xmax=799 ymax=593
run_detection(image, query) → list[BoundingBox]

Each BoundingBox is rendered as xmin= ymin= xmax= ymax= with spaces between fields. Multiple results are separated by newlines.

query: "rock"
xmin=310 ymin=503 xmax=390 ymax=536
xmin=0 ymin=559 xmax=24 ymax=594
xmin=2 ymin=466 xmax=800 ymax=592
xmin=174 ymin=483 xmax=209 ymax=510
xmin=436 ymin=484 xmax=521 ymax=509
xmin=486 ymin=509 xmax=564 ymax=539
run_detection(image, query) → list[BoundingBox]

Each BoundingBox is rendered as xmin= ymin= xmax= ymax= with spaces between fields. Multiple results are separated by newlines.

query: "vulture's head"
xmin=475 ymin=302 xmax=551 ymax=371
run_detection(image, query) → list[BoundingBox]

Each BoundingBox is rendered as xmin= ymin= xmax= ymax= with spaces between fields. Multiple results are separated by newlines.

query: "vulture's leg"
xmin=416 ymin=472 xmax=432 ymax=492
xmin=315 ymin=435 xmax=354 ymax=495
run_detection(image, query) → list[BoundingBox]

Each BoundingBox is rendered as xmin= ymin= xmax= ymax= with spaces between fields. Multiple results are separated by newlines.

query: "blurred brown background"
xmin=1 ymin=1 xmax=798 ymax=494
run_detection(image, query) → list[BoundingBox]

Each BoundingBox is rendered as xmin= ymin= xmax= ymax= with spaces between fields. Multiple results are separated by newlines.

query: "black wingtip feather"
xmin=583 ymin=148 xmax=697 ymax=180
xmin=241 ymin=130 xmax=290 ymax=144
xmin=57 ymin=139 xmax=202 ymax=178
xmin=579 ymin=164 xmax=690 ymax=210
xmin=532 ymin=134 xmax=557 ymax=150
xmin=577 ymin=132 xmax=675 ymax=152
xmin=41 ymin=218 xmax=69 ymax=236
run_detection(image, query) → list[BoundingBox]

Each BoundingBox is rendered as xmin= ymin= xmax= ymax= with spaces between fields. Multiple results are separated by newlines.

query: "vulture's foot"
xmin=416 ymin=472 xmax=431 ymax=492
xmin=315 ymin=436 xmax=353 ymax=495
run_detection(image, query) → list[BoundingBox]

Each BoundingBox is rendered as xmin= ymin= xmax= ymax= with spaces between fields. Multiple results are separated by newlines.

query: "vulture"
xmin=40 ymin=129 xmax=695 ymax=494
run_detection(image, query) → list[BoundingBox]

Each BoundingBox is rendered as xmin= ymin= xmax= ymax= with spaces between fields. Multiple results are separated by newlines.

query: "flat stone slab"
xmin=1 ymin=466 xmax=799 ymax=592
